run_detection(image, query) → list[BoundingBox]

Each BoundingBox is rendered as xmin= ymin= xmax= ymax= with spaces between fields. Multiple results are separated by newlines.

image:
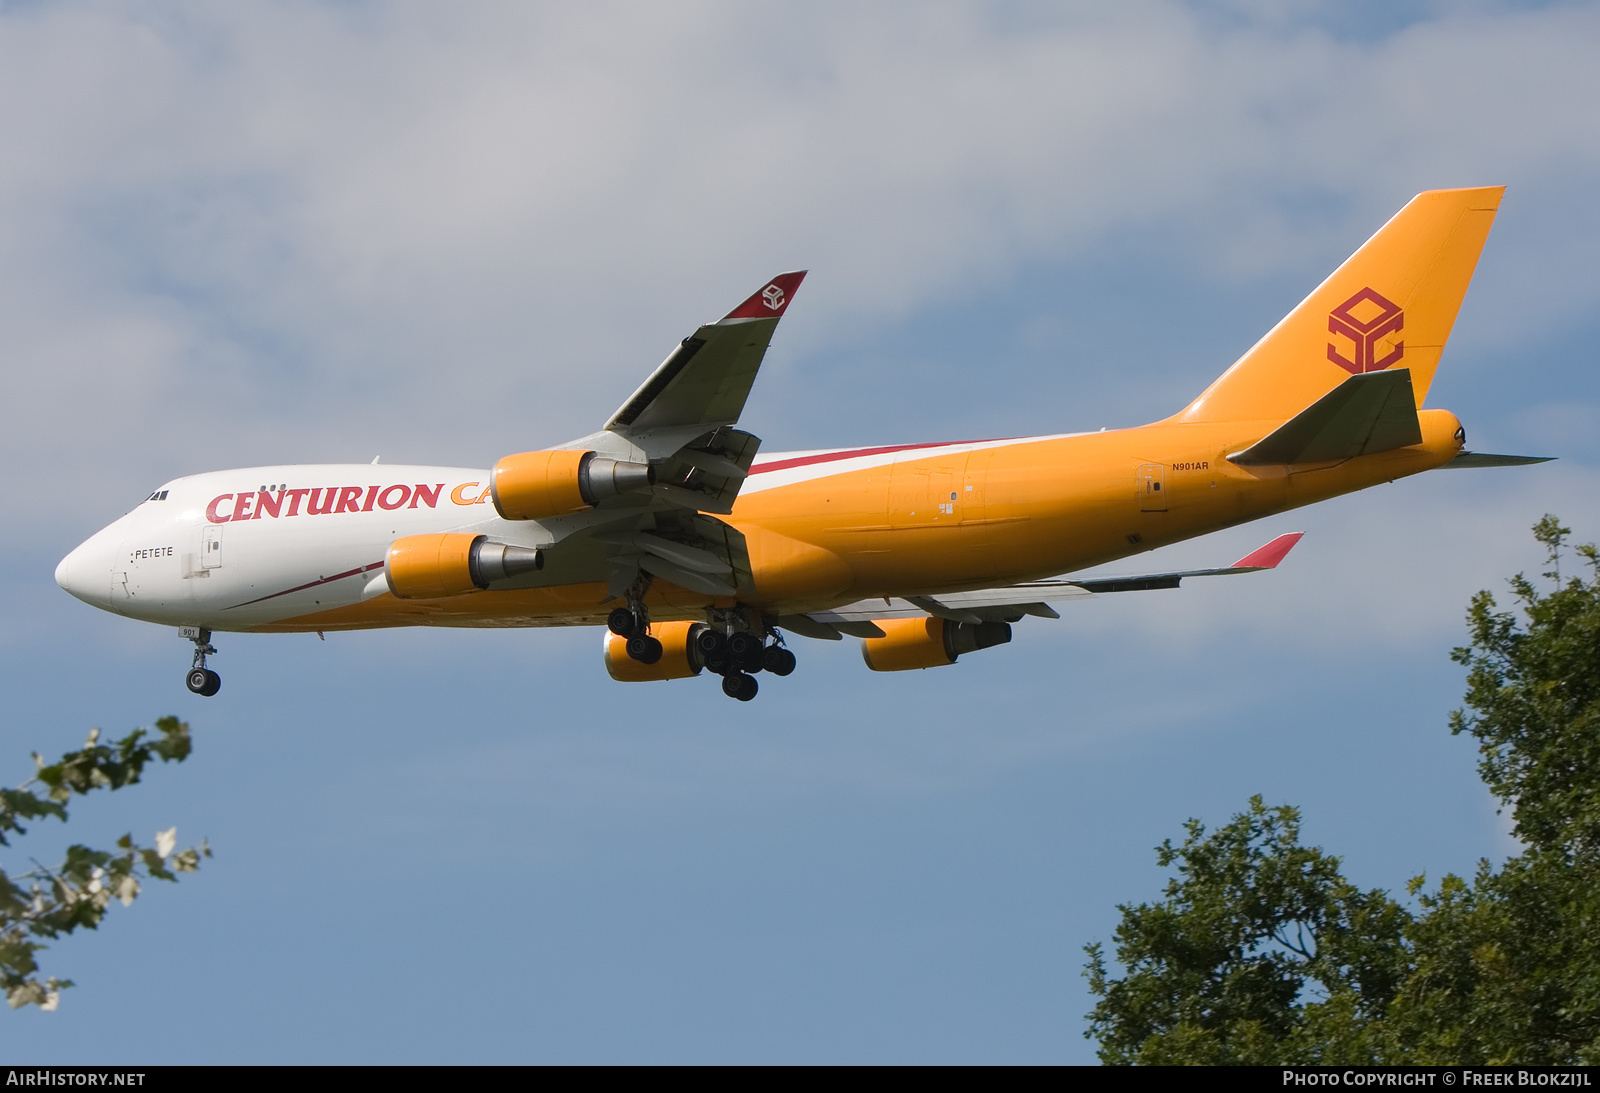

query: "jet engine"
xmin=603 ymin=621 xmax=707 ymax=682
xmin=860 ymin=616 xmax=1012 ymax=672
xmin=491 ymin=449 xmax=653 ymax=520
xmin=385 ymin=533 xmax=544 ymax=599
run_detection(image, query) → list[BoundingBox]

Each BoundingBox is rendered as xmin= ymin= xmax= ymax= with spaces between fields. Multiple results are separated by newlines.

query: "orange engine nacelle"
xmin=385 ymin=533 xmax=544 ymax=599
xmin=860 ymin=616 xmax=1013 ymax=672
xmin=603 ymin=621 xmax=707 ymax=682
xmin=491 ymin=449 xmax=653 ymax=521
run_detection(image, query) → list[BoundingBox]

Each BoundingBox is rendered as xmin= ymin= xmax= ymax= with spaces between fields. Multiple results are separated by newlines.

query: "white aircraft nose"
xmin=56 ymin=536 xmax=115 ymax=609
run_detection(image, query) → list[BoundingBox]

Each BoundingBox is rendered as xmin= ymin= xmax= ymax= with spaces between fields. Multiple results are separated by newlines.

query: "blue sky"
xmin=4 ymin=0 xmax=1599 ymax=1063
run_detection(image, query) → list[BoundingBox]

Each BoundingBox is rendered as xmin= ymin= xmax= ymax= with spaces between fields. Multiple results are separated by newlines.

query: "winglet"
xmin=1231 ymin=532 xmax=1303 ymax=570
xmin=721 ymin=271 xmax=807 ymax=321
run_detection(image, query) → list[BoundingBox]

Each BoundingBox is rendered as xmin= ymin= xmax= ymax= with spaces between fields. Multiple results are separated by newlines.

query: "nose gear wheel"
xmin=180 ymin=626 xmax=221 ymax=697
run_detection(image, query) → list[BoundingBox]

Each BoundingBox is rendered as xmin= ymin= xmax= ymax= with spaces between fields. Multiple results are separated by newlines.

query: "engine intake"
xmin=491 ymin=449 xmax=653 ymax=521
xmin=385 ymin=533 xmax=544 ymax=599
xmin=860 ymin=616 xmax=1012 ymax=672
xmin=603 ymin=621 xmax=707 ymax=682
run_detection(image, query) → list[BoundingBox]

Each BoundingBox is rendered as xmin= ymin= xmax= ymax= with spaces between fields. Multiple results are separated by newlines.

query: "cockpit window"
xmin=145 ymin=490 xmax=169 ymax=502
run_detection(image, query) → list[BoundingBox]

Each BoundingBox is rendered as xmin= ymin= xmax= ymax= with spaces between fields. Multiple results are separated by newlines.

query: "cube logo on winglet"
xmin=722 ymin=271 xmax=806 ymax=321
xmin=1327 ymin=287 xmax=1404 ymax=374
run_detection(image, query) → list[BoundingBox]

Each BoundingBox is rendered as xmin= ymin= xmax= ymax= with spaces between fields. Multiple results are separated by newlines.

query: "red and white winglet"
xmin=721 ymin=271 xmax=807 ymax=321
xmin=1230 ymin=532 xmax=1304 ymax=571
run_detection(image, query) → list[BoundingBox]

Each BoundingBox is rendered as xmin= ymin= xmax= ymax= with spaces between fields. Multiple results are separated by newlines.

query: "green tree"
xmin=1384 ymin=515 xmax=1600 ymax=1063
xmin=1084 ymin=517 xmax=1600 ymax=1064
xmin=1083 ymin=797 xmax=1410 ymax=1064
xmin=1 ymin=716 xmax=210 ymax=1011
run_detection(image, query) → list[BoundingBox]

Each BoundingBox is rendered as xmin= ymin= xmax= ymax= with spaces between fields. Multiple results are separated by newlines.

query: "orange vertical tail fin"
xmin=1175 ymin=186 xmax=1503 ymax=425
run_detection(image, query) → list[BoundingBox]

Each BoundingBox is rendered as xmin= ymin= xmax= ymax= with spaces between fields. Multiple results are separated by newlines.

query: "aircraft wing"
xmin=545 ymin=274 xmax=806 ymax=599
xmin=579 ymin=271 xmax=807 ymax=519
xmin=606 ymin=271 xmax=807 ymax=436
xmin=774 ymin=532 xmax=1303 ymax=639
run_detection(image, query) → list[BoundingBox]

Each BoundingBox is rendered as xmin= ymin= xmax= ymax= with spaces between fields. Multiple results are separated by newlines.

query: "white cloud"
xmin=3 ymin=1 xmax=1596 ymax=546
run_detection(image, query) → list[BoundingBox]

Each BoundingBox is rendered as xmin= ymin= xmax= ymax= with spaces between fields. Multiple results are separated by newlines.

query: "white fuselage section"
xmin=57 ymin=465 xmax=534 ymax=631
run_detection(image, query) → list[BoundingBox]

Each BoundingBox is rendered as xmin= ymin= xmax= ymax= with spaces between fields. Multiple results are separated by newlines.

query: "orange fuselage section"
xmin=733 ymin=410 xmax=1462 ymax=611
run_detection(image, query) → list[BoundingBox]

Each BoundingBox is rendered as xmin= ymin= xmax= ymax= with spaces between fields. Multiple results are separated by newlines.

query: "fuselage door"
xmin=890 ymin=453 xmax=970 ymax=528
xmin=1138 ymin=464 xmax=1167 ymax=512
xmin=202 ymin=525 xmax=223 ymax=570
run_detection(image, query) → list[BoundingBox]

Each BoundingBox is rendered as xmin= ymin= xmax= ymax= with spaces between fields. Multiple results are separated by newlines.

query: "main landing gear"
xmin=180 ymin=626 xmax=221 ymax=697
xmin=694 ymin=623 xmax=795 ymax=703
xmin=609 ymin=597 xmax=797 ymax=702
xmin=608 ymin=606 xmax=664 ymax=664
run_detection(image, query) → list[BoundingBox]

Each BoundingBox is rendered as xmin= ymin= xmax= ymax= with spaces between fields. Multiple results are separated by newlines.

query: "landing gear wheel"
xmin=181 ymin=626 xmax=220 ymax=696
xmin=607 ymin=608 xmax=638 ymax=637
xmin=721 ymin=672 xmax=759 ymax=701
xmin=695 ymin=628 xmax=729 ymax=674
xmin=762 ymin=646 xmax=796 ymax=677
xmin=186 ymin=668 xmax=221 ymax=697
xmin=727 ymin=631 xmax=764 ymax=673
xmin=625 ymin=635 xmax=663 ymax=664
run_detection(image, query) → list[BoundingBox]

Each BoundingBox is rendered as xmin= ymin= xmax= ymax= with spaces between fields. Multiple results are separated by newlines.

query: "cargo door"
xmin=961 ymin=448 xmax=991 ymax=525
xmin=891 ymin=452 xmax=970 ymax=528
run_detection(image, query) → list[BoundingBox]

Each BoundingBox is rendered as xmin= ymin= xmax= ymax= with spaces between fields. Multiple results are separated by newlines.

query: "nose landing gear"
xmin=180 ymin=626 xmax=221 ymax=697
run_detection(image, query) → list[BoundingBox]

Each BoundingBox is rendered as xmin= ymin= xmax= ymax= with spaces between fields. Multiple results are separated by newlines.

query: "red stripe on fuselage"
xmin=749 ymin=439 xmax=1014 ymax=476
xmin=228 ymin=561 xmax=386 ymax=610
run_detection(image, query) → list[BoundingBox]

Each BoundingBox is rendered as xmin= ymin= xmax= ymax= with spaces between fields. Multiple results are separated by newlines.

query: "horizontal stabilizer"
xmin=1229 ymin=369 xmax=1422 ymax=466
xmin=1443 ymin=451 xmax=1555 ymax=469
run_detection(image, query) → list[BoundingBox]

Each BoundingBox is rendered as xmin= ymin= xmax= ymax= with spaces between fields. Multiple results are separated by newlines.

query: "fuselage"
xmin=57 ymin=408 xmax=1464 ymax=635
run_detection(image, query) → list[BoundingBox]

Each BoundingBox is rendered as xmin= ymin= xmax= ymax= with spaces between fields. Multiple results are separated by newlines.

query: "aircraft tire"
xmin=721 ymin=672 xmax=758 ymax=701
xmin=762 ymin=646 xmax=796 ymax=677
xmin=607 ymin=608 xmax=637 ymax=637
xmin=694 ymin=628 xmax=726 ymax=656
xmin=727 ymin=631 xmax=764 ymax=672
xmin=187 ymin=668 xmax=221 ymax=697
xmin=626 ymin=635 xmax=664 ymax=664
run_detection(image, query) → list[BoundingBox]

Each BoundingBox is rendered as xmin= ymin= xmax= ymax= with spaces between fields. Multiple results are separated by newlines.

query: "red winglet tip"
xmin=722 ymin=270 xmax=808 ymax=320
xmin=1231 ymin=532 xmax=1303 ymax=570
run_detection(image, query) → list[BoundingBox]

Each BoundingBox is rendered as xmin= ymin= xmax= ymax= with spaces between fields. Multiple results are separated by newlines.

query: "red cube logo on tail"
xmin=1327 ymin=287 xmax=1404 ymax=374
